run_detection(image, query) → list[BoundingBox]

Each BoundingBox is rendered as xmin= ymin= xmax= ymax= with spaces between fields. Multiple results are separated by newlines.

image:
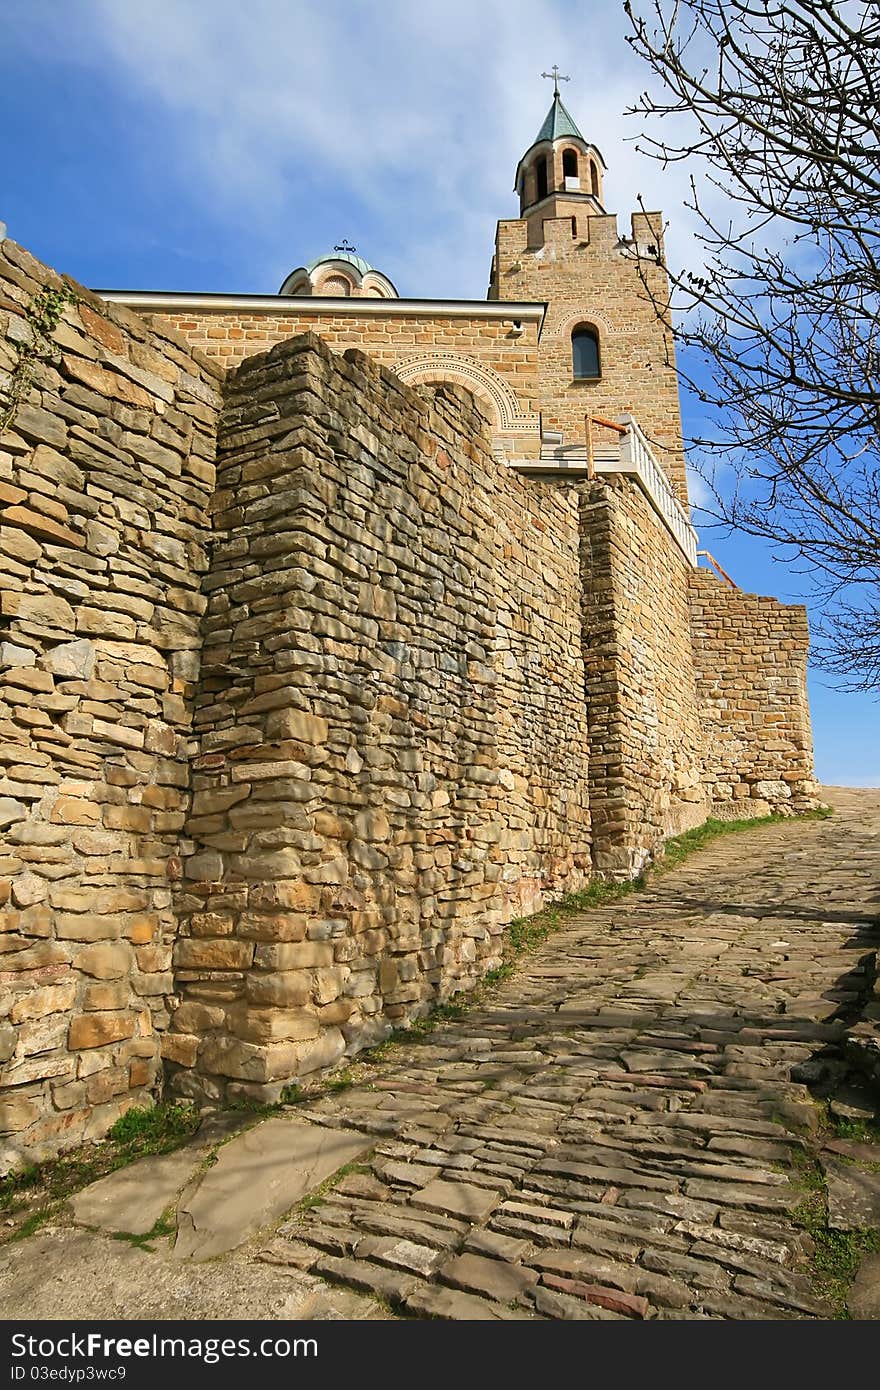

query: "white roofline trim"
xmin=96 ymin=291 xmax=546 ymax=325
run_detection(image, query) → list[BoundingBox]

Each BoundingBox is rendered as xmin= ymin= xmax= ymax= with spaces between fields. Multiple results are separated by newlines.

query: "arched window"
xmin=590 ymin=161 xmax=599 ymax=197
xmin=562 ymin=148 xmax=578 ymax=179
xmin=572 ymin=326 xmax=601 ymax=380
xmin=535 ymin=155 xmax=548 ymax=201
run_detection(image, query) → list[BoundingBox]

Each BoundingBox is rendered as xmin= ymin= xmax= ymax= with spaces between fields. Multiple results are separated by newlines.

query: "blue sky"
xmin=1 ymin=0 xmax=875 ymax=785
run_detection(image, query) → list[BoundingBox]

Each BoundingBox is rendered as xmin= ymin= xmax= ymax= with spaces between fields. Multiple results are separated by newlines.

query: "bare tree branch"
xmin=624 ymin=0 xmax=880 ymax=690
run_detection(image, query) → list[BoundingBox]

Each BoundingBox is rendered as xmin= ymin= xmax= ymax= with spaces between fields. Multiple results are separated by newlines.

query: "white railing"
xmin=510 ymin=415 xmax=698 ymax=566
xmin=601 ymin=414 xmax=698 ymax=565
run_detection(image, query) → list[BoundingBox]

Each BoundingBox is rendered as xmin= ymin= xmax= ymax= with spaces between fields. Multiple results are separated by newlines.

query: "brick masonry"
xmin=167 ymin=334 xmax=591 ymax=1105
xmin=0 ymin=201 xmax=817 ymax=1158
xmin=580 ymin=476 xmax=706 ymax=878
xmin=492 ymin=211 xmax=689 ymax=503
xmin=149 ymin=309 xmax=543 ymax=457
xmin=688 ymin=569 xmax=815 ymax=814
xmin=0 ymin=238 xmax=220 ymax=1169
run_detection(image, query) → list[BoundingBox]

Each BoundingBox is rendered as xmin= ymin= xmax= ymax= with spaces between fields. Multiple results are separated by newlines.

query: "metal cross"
xmin=541 ymin=66 xmax=570 ymax=97
xmin=334 ymin=239 xmax=357 ymax=254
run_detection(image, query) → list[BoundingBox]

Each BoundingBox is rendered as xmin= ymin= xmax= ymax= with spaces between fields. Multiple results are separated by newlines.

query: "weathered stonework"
xmin=0 ymin=94 xmax=819 ymax=1158
xmin=688 ymin=569 xmax=815 ymax=815
xmin=169 ymin=334 xmax=591 ymax=1104
xmin=0 ymin=238 xmax=221 ymax=1169
xmin=580 ymin=476 xmax=706 ymax=877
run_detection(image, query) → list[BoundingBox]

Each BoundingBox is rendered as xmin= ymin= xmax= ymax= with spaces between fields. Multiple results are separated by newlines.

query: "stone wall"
xmin=688 ymin=569 xmax=816 ymax=815
xmin=167 ymin=333 xmax=592 ymax=1105
xmin=0 ymin=239 xmax=221 ymax=1168
xmin=0 ymin=234 xmax=819 ymax=1166
xmin=579 ymin=475 xmax=707 ymax=877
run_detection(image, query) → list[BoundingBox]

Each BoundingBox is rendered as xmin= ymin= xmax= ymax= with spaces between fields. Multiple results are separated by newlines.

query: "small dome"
xmin=306 ymin=250 xmax=373 ymax=277
xmin=279 ymin=245 xmax=399 ymax=299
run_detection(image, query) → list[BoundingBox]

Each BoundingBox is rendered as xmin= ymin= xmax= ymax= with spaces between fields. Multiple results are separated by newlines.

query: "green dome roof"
xmin=306 ymin=250 xmax=373 ymax=276
xmin=533 ymin=93 xmax=586 ymax=145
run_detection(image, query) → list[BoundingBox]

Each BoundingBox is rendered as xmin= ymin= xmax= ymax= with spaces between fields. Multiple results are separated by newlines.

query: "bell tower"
xmin=489 ymin=71 xmax=689 ymax=504
xmin=515 ymin=67 xmax=607 ymax=246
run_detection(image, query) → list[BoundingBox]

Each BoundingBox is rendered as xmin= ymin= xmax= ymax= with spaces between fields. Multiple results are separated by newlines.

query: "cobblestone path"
xmin=3 ymin=790 xmax=879 ymax=1321
xmin=257 ymin=789 xmax=880 ymax=1319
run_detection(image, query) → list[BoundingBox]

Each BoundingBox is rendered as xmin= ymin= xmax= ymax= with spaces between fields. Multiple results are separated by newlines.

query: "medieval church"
xmin=0 ymin=84 xmax=816 ymax=1164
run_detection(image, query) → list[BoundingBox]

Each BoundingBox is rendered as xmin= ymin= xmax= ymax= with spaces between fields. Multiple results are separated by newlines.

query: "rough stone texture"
xmin=174 ymin=1116 xmax=370 ymax=1259
xmin=249 ymin=791 xmax=868 ymax=1321
xmin=848 ymin=1252 xmax=880 ymax=1320
xmin=168 ymin=334 xmax=592 ymax=1101
xmin=0 ymin=238 xmax=221 ymax=1171
xmin=8 ymin=792 xmax=877 ymax=1320
xmin=70 ymin=1145 xmax=209 ymax=1236
xmin=580 ymin=475 xmax=706 ymax=877
xmin=823 ymin=1159 xmax=880 ymax=1232
xmin=1 ymin=221 xmax=817 ymax=1159
xmin=689 ymin=569 xmax=815 ymax=817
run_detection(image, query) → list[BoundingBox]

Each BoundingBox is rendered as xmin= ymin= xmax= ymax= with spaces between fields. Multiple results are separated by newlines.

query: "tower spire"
xmin=541 ymin=65 xmax=570 ymax=98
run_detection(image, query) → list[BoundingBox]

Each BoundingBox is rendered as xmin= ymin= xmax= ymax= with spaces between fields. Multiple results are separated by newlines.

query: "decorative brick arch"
xmin=547 ymin=308 xmax=637 ymax=340
xmin=393 ymin=352 xmax=540 ymax=434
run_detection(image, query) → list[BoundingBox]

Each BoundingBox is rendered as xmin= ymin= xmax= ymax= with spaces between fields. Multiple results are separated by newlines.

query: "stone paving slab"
xmin=263 ymin=790 xmax=880 ymax=1320
xmin=822 ymin=1159 xmax=880 ymax=1231
xmin=5 ymin=788 xmax=880 ymax=1320
xmin=848 ymin=1251 xmax=880 ymax=1319
xmin=68 ymin=1112 xmax=256 ymax=1236
xmin=71 ymin=1147 xmax=207 ymax=1237
xmin=174 ymin=1118 xmax=371 ymax=1260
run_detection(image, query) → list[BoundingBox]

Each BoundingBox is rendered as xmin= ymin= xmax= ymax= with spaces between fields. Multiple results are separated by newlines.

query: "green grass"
xmin=107 ymin=1103 xmax=200 ymax=1155
xmin=830 ymin=1116 xmax=880 ymax=1145
xmin=110 ymin=1210 xmax=177 ymax=1252
xmin=7 ymin=1204 xmax=62 ymax=1244
xmin=790 ymin=1146 xmax=880 ymax=1316
xmin=0 ymin=1101 xmax=201 ymax=1242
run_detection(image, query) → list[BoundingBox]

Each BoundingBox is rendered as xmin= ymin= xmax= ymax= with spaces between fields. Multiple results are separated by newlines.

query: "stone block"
xmin=73 ymin=942 xmax=131 ymax=979
xmin=81 ymin=981 xmax=129 ymax=1011
xmin=174 ymin=938 xmax=254 ymax=970
xmin=68 ymin=1011 xmax=136 ymax=1050
xmin=161 ymin=1033 xmax=199 ymax=1067
xmin=10 ymin=982 xmax=75 ymax=1024
xmin=264 ymin=708 xmax=329 ymax=744
xmin=0 ymin=1095 xmax=40 ymax=1133
xmin=40 ymin=639 xmax=95 ymax=679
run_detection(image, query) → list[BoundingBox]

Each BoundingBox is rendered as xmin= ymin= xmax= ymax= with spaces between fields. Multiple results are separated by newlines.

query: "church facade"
xmin=0 ymin=90 xmax=816 ymax=1157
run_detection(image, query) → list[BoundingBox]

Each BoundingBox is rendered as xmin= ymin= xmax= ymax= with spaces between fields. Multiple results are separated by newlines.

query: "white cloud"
xmin=9 ymin=0 xmax=718 ymax=296
xmin=685 ymin=465 xmax=713 ymax=512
